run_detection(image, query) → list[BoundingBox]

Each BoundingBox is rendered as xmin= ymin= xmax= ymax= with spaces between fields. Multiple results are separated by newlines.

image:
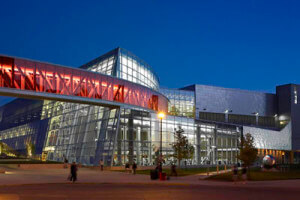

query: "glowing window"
xmin=294 ymin=86 xmax=298 ymax=104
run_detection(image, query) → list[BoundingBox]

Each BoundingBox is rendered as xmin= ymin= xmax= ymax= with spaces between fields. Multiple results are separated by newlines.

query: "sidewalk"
xmin=196 ymin=168 xmax=233 ymax=179
xmin=0 ymin=167 xmax=300 ymax=189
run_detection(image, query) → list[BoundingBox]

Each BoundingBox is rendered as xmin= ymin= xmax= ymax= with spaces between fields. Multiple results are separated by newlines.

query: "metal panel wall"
xmin=194 ymin=84 xmax=277 ymax=117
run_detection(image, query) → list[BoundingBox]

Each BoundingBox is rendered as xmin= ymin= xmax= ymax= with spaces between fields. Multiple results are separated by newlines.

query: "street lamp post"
xmin=158 ymin=112 xmax=165 ymax=165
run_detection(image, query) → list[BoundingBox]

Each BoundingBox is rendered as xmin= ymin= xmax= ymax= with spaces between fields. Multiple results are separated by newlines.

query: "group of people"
xmin=66 ymin=159 xmax=105 ymax=183
xmin=232 ymin=165 xmax=248 ymax=184
xmin=68 ymin=160 xmax=178 ymax=183
xmin=125 ymin=161 xmax=137 ymax=174
xmin=155 ymin=162 xmax=177 ymax=176
xmin=68 ymin=160 xmax=247 ymax=184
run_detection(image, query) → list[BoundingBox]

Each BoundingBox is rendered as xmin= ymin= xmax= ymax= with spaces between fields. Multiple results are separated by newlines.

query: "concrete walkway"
xmin=0 ymin=167 xmax=300 ymax=189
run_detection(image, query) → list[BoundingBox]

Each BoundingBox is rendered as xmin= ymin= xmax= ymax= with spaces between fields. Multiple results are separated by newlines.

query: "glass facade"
xmin=0 ymin=119 xmax=48 ymax=155
xmin=160 ymin=88 xmax=195 ymax=118
xmin=0 ymin=99 xmax=43 ymax=131
xmin=42 ymin=100 xmax=120 ymax=165
xmin=152 ymin=115 xmax=197 ymax=165
xmin=43 ymin=99 xmax=239 ymax=166
xmin=80 ymin=48 xmax=160 ymax=91
xmin=118 ymin=48 xmax=159 ymax=91
xmin=0 ymin=98 xmax=240 ymax=166
xmin=41 ymin=100 xmax=240 ymax=166
xmin=198 ymin=122 xmax=239 ymax=165
xmin=88 ymin=55 xmax=116 ymax=75
xmin=0 ymin=48 xmax=243 ymax=166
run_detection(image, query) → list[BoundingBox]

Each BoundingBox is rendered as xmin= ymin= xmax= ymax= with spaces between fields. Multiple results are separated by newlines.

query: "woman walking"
xmin=70 ymin=162 xmax=78 ymax=183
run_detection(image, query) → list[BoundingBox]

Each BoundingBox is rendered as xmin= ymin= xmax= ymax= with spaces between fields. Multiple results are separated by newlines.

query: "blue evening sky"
xmin=0 ymin=0 xmax=300 ymax=105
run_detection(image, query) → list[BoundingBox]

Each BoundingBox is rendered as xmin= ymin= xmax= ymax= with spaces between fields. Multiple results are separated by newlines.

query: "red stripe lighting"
xmin=0 ymin=56 xmax=168 ymax=112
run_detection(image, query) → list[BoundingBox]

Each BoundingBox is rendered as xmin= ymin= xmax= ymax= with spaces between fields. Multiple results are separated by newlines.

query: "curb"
xmin=0 ymin=181 xmax=190 ymax=188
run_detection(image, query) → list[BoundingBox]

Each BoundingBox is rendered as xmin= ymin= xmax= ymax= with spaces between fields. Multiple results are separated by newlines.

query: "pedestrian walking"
xmin=70 ymin=162 xmax=78 ymax=183
xmin=156 ymin=162 xmax=162 ymax=173
xmin=232 ymin=165 xmax=238 ymax=184
xmin=125 ymin=162 xmax=130 ymax=173
xmin=171 ymin=163 xmax=177 ymax=177
xmin=99 ymin=159 xmax=104 ymax=171
xmin=132 ymin=162 xmax=137 ymax=175
xmin=242 ymin=165 xmax=247 ymax=184
xmin=64 ymin=157 xmax=68 ymax=169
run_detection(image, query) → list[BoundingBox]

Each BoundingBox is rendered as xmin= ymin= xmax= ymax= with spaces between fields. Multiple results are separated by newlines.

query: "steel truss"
xmin=0 ymin=56 xmax=167 ymax=112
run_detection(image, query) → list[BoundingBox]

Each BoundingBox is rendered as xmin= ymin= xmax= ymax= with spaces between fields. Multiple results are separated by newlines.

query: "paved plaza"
xmin=0 ymin=167 xmax=299 ymax=199
xmin=1 ymin=182 xmax=300 ymax=200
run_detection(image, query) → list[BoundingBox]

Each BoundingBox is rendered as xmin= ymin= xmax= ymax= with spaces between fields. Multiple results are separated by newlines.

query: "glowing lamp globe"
xmin=158 ymin=112 xmax=165 ymax=119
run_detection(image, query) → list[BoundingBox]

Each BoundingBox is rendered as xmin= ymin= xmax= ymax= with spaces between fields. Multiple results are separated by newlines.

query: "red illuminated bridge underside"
xmin=0 ymin=56 xmax=168 ymax=112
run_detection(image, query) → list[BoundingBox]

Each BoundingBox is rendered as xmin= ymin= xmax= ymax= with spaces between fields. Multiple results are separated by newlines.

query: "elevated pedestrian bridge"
xmin=0 ymin=55 xmax=168 ymax=112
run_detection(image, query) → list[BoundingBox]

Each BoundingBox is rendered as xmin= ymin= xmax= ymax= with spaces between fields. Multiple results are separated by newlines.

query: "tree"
xmin=171 ymin=127 xmax=195 ymax=167
xmin=237 ymin=133 xmax=258 ymax=169
xmin=169 ymin=106 xmax=180 ymax=116
xmin=152 ymin=144 xmax=160 ymax=165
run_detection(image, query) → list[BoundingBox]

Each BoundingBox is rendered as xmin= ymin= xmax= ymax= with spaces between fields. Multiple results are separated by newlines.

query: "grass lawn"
xmin=206 ymin=169 xmax=300 ymax=181
xmin=117 ymin=166 xmax=225 ymax=177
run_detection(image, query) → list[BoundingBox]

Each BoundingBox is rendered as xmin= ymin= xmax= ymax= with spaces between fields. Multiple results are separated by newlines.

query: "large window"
xmin=119 ymin=49 xmax=159 ymax=91
xmin=228 ymin=114 xmax=256 ymax=125
xmin=89 ymin=55 xmax=115 ymax=75
xmin=160 ymin=88 xmax=195 ymax=118
xmin=199 ymin=112 xmax=277 ymax=128
xmin=199 ymin=112 xmax=225 ymax=122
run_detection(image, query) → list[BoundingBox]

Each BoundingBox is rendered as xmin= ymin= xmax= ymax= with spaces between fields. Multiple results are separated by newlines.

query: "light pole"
xmin=158 ymin=112 xmax=165 ymax=165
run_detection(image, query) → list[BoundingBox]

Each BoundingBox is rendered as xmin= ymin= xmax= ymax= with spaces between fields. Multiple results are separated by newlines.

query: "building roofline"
xmin=182 ymin=84 xmax=276 ymax=96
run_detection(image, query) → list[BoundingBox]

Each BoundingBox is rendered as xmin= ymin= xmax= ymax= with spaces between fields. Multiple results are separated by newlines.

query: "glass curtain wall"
xmin=118 ymin=48 xmax=159 ymax=91
xmin=160 ymin=88 xmax=195 ymax=118
xmin=87 ymin=55 xmax=116 ymax=75
xmin=42 ymin=100 xmax=120 ymax=166
xmin=0 ymin=119 xmax=48 ymax=155
xmin=0 ymin=100 xmax=240 ymax=166
xmin=114 ymin=112 xmax=239 ymax=166
xmin=113 ymin=111 xmax=196 ymax=166
xmin=115 ymin=109 xmax=152 ymax=166
xmin=81 ymin=48 xmax=160 ymax=92
xmin=198 ymin=122 xmax=240 ymax=165
xmin=152 ymin=114 xmax=197 ymax=165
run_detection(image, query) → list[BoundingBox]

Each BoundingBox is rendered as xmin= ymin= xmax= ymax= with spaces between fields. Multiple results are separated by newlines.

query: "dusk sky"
xmin=1 ymin=0 xmax=300 ymax=104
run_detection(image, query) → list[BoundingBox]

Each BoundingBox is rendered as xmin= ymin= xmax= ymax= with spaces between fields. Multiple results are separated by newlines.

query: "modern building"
xmin=0 ymin=47 xmax=299 ymax=166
